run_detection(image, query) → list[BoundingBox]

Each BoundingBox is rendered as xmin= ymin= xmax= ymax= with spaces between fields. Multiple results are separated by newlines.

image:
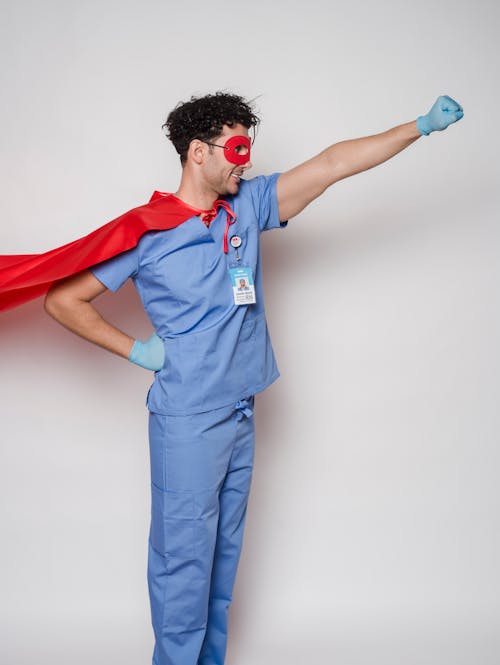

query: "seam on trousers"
xmin=163 ymin=625 xmax=207 ymax=635
xmin=227 ymin=408 xmax=240 ymax=471
xmin=160 ymin=551 xmax=170 ymax=633
xmin=158 ymin=413 xmax=167 ymax=490
xmin=159 ymin=410 xmax=169 ymax=637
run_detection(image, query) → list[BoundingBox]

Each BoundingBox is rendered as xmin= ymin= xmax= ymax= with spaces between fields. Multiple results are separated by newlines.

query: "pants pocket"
xmin=150 ymin=483 xmax=197 ymax=559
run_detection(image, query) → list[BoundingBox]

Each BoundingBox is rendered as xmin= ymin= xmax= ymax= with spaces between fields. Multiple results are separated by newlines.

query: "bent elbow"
xmin=44 ymin=283 xmax=68 ymax=320
xmin=44 ymin=289 xmax=57 ymax=319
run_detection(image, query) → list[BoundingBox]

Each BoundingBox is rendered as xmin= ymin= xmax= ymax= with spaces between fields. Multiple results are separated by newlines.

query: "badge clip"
xmin=230 ymin=235 xmax=242 ymax=262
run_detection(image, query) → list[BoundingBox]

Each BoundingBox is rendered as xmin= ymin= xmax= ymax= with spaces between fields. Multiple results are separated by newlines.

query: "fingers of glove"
xmin=438 ymin=96 xmax=464 ymax=128
xmin=142 ymin=333 xmax=165 ymax=370
xmin=439 ymin=95 xmax=463 ymax=114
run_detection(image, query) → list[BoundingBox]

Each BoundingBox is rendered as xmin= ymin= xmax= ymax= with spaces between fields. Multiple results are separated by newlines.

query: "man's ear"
xmin=188 ymin=139 xmax=207 ymax=166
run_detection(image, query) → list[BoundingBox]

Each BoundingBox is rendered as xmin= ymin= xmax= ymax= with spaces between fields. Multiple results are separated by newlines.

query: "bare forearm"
xmin=327 ymin=120 xmax=422 ymax=182
xmin=45 ymin=295 xmax=134 ymax=360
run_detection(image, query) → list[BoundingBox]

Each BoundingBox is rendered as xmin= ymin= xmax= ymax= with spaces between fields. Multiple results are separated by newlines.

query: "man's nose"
xmin=242 ymin=159 xmax=252 ymax=170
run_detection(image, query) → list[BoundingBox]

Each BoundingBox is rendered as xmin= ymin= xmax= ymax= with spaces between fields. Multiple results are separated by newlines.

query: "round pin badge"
xmin=230 ymin=235 xmax=242 ymax=248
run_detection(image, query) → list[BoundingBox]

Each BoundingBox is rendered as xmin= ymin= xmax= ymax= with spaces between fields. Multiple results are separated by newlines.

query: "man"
xmin=43 ymin=91 xmax=464 ymax=665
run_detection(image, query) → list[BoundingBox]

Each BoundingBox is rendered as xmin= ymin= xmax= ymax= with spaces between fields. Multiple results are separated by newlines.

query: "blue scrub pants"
xmin=147 ymin=396 xmax=255 ymax=665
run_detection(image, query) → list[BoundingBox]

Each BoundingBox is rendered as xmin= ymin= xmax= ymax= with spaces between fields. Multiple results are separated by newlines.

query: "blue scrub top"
xmin=90 ymin=172 xmax=288 ymax=415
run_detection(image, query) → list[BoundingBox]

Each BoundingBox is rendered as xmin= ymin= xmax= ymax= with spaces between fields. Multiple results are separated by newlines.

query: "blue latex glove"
xmin=416 ymin=95 xmax=464 ymax=136
xmin=129 ymin=333 xmax=165 ymax=371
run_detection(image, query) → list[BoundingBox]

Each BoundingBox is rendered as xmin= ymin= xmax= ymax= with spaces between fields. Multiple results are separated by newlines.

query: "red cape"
xmin=0 ymin=191 xmax=215 ymax=312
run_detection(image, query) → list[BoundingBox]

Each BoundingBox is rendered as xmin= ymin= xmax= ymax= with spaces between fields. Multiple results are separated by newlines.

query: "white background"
xmin=1 ymin=1 xmax=499 ymax=664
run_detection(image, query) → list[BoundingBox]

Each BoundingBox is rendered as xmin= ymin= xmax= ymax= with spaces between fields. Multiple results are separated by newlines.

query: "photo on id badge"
xmin=229 ymin=266 xmax=256 ymax=305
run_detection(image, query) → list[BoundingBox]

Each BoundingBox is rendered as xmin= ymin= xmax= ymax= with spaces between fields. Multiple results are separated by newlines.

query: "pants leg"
xmin=147 ymin=397 xmax=255 ymax=665
xmin=197 ymin=399 xmax=255 ymax=665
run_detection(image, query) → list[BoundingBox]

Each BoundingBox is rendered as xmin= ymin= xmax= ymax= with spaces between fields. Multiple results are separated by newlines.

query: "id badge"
xmin=228 ymin=266 xmax=256 ymax=305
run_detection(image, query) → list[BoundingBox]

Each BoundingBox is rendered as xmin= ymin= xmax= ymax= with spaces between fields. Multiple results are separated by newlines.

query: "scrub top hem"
xmin=146 ymin=368 xmax=280 ymax=417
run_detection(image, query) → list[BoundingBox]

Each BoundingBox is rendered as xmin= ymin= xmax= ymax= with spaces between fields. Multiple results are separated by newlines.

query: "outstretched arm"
xmin=276 ymin=95 xmax=464 ymax=222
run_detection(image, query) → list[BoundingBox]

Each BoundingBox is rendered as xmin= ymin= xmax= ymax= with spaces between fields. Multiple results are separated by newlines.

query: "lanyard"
xmin=200 ymin=200 xmax=236 ymax=254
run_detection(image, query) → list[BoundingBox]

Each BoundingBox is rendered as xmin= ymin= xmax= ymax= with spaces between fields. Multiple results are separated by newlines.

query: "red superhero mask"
xmin=205 ymin=135 xmax=251 ymax=165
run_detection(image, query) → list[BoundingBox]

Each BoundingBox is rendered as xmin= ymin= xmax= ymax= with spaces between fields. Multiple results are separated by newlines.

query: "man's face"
xmin=203 ymin=123 xmax=253 ymax=197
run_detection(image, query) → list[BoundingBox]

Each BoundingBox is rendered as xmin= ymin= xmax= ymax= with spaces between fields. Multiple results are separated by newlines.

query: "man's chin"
xmin=219 ymin=180 xmax=240 ymax=197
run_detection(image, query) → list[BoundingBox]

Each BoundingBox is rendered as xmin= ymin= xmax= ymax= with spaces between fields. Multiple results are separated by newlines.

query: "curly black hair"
xmin=163 ymin=91 xmax=260 ymax=165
